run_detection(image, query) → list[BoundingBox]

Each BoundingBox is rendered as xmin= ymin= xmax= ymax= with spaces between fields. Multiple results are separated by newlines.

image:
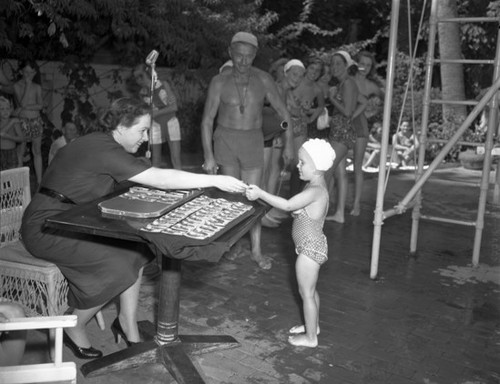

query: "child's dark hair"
xmin=51 ymin=129 xmax=63 ymax=141
xmin=332 ymin=53 xmax=358 ymax=76
xmin=18 ymin=59 xmax=41 ymax=84
xmin=305 ymin=56 xmax=326 ymax=77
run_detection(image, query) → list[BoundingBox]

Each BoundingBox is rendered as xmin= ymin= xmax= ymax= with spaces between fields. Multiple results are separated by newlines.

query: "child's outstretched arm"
xmin=246 ymin=184 xmax=318 ymax=212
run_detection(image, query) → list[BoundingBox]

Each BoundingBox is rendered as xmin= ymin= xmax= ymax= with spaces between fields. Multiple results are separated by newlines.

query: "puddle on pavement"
xmin=436 ymin=264 xmax=500 ymax=286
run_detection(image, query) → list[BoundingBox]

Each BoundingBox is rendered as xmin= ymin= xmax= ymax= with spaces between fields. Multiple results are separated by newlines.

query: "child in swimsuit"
xmin=246 ymin=138 xmax=336 ymax=348
xmin=13 ymin=60 xmax=44 ymax=185
xmin=0 ymin=96 xmax=24 ymax=170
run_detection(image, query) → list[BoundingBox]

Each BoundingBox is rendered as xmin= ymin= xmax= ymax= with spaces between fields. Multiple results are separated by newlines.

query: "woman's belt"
xmin=38 ymin=187 xmax=75 ymax=205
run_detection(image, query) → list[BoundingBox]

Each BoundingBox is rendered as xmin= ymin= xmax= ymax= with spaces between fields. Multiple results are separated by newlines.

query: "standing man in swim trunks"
xmin=201 ymin=31 xmax=293 ymax=270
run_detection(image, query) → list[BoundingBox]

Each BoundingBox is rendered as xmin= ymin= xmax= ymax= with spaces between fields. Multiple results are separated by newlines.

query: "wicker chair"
xmin=0 ymin=167 xmax=104 ymax=357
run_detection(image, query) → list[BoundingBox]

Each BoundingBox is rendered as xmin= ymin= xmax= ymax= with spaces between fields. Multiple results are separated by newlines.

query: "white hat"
xmin=231 ymin=32 xmax=258 ymax=48
xmin=334 ymin=50 xmax=357 ymax=68
xmin=219 ymin=60 xmax=233 ymax=73
xmin=301 ymin=139 xmax=336 ymax=171
xmin=284 ymin=59 xmax=305 ymax=73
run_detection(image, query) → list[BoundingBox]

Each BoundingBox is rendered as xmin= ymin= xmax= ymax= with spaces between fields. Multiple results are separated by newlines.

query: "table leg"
xmin=156 ymin=257 xmax=181 ymax=343
xmin=81 ymin=256 xmax=239 ymax=382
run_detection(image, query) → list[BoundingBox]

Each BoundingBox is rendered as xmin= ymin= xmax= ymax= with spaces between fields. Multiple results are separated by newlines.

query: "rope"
xmin=384 ymin=0 xmax=429 ymax=193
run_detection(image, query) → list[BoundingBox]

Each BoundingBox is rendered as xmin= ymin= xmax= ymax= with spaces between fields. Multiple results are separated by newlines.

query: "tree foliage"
xmin=1 ymin=0 xmax=497 ymax=154
xmin=0 ymin=0 xmax=279 ymax=69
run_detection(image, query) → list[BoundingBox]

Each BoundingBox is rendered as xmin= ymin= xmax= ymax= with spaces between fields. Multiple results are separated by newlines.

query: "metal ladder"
xmin=370 ymin=0 xmax=500 ymax=278
xmin=412 ymin=0 xmax=500 ymax=266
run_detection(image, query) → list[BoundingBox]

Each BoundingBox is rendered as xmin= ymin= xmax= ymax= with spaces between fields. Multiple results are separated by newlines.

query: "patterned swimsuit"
xmin=329 ymin=80 xmax=356 ymax=149
xmin=291 ymin=187 xmax=329 ymax=265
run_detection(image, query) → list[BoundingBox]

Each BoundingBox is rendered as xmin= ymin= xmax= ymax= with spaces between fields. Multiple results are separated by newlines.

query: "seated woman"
xmin=21 ymin=97 xmax=247 ymax=359
xmin=392 ymin=120 xmax=419 ymax=167
xmin=363 ymin=121 xmax=383 ymax=169
xmin=0 ymin=302 xmax=26 ymax=367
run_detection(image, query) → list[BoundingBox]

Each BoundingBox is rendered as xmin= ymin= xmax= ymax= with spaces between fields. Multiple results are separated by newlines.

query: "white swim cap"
xmin=301 ymin=139 xmax=336 ymax=171
xmin=284 ymin=59 xmax=305 ymax=73
xmin=334 ymin=50 xmax=357 ymax=68
xmin=219 ymin=60 xmax=233 ymax=73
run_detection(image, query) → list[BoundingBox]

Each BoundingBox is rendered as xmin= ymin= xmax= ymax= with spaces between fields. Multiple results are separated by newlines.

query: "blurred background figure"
xmin=133 ymin=63 xmax=182 ymax=169
xmin=392 ymin=120 xmax=419 ymax=168
xmin=262 ymin=58 xmax=290 ymax=196
xmin=325 ymin=51 xmax=359 ymax=224
xmin=14 ymin=60 xmax=45 ymax=186
xmin=0 ymin=96 xmax=24 ymax=170
xmin=350 ymin=51 xmax=385 ymax=216
xmin=363 ymin=121 xmax=383 ymax=169
xmin=48 ymin=121 xmax=79 ymax=164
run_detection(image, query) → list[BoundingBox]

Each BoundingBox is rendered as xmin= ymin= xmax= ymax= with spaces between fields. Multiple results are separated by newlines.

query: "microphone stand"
xmin=146 ymin=64 xmax=157 ymax=165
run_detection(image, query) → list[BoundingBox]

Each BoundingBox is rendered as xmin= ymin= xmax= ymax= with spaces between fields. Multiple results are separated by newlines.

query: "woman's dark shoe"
xmin=111 ymin=317 xmax=139 ymax=347
xmin=63 ymin=332 xmax=103 ymax=359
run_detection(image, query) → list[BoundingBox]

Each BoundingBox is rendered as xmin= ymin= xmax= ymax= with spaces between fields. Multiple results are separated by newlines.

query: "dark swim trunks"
xmin=214 ymin=125 xmax=264 ymax=170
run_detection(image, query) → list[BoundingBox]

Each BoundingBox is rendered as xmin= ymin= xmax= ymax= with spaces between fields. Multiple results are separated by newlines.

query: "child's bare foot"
xmin=250 ymin=252 xmax=272 ymax=270
xmin=325 ymin=212 xmax=344 ymax=223
xmin=289 ymin=324 xmax=320 ymax=335
xmin=288 ymin=334 xmax=318 ymax=348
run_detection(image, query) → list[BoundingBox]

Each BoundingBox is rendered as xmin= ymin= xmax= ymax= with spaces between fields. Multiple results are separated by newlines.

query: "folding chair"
xmin=0 ymin=315 xmax=78 ymax=384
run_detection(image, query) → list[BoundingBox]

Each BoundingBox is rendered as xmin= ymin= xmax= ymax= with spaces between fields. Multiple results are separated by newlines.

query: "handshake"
xmin=244 ymin=184 xmax=262 ymax=201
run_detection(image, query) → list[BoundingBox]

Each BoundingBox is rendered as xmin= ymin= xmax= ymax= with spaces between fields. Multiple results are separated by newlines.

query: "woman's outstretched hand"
xmin=214 ymin=175 xmax=247 ymax=194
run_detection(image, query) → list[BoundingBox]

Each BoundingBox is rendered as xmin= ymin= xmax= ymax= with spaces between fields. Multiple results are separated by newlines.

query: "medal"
xmin=233 ymin=73 xmax=250 ymax=114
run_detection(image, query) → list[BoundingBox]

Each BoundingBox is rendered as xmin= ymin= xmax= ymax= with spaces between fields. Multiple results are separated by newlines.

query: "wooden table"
xmin=45 ymin=188 xmax=266 ymax=384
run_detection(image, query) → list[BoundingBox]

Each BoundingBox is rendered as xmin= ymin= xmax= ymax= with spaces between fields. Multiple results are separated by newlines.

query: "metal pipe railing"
xmin=391 ymin=78 xmax=500 ymax=211
xmin=472 ymin=26 xmax=500 ymax=265
xmin=370 ymin=0 xmax=401 ymax=279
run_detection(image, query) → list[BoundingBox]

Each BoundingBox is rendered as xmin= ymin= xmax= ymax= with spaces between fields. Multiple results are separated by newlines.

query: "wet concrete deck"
xmin=21 ymin=164 xmax=499 ymax=384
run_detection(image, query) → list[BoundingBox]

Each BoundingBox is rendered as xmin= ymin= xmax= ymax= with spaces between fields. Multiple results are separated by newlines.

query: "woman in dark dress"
xmin=21 ymin=98 xmax=247 ymax=359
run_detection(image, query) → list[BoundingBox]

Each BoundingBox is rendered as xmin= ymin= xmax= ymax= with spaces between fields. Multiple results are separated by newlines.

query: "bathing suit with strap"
xmin=291 ymin=186 xmax=329 ymax=265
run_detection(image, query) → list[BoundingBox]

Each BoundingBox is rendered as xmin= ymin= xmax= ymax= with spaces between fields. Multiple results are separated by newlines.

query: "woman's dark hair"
xmin=355 ymin=51 xmax=384 ymax=88
xmin=355 ymin=51 xmax=377 ymax=78
xmin=18 ymin=59 xmax=41 ymax=84
xmin=332 ymin=53 xmax=358 ymax=77
xmin=96 ymin=97 xmax=150 ymax=133
xmin=305 ymin=56 xmax=326 ymax=77
xmin=268 ymin=58 xmax=288 ymax=81
xmin=51 ymin=129 xmax=63 ymax=141
xmin=126 ymin=63 xmax=152 ymax=97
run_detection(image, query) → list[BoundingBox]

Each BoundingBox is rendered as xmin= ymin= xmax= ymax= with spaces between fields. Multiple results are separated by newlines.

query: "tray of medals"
xmin=140 ymin=194 xmax=254 ymax=242
xmin=98 ymin=186 xmax=203 ymax=218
